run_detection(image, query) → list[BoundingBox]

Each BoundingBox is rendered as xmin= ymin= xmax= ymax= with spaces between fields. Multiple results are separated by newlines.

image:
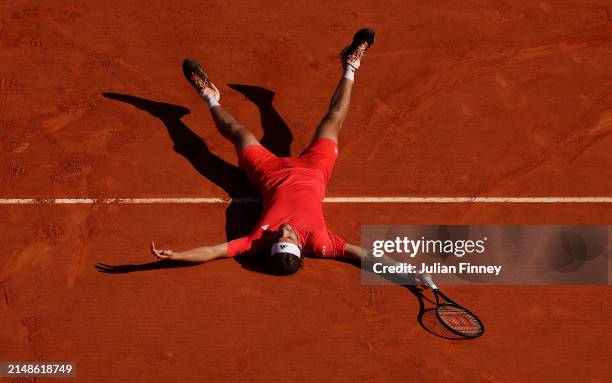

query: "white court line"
xmin=0 ymin=197 xmax=611 ymax=204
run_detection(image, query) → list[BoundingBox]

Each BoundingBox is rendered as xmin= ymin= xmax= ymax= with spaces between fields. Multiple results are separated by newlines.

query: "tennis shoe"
xmin=340 ymin=28 xmax=376 ymax=70
xmin=182 ymin=58 xmax=220 ymax=102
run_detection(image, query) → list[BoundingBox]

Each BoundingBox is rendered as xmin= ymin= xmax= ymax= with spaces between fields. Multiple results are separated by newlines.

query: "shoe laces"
xmin=190 ymin=72 xmax=211 ymax=90
xmin=346 ymin=41 xmax=369 ymax=69
xmin=346 ymin=42 xmax=370 ymax=64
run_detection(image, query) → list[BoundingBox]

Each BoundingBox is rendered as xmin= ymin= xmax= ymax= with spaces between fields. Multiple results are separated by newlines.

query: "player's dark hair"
xmin=270 ymin=252 xmax=303 ymax=275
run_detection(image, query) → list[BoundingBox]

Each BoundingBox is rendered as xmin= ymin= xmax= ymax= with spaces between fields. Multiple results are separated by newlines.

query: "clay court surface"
xmin=1 ymin=1 xmax=612 ymax=382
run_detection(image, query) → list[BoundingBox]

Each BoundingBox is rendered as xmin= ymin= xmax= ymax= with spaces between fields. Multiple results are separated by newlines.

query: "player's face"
xmin=274 ymin=223 xmax=299 ymax=246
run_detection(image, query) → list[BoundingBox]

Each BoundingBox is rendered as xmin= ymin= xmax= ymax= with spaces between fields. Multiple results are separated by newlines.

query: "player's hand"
xmin=151 ymin=241 xmax=174 ymax=260
xmin=414 ymin=272 xmax=431 ymax=289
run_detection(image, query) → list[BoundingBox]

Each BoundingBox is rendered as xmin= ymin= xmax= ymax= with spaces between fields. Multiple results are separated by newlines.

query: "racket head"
xmin=436 ymin=303 xmax=484 ymax=338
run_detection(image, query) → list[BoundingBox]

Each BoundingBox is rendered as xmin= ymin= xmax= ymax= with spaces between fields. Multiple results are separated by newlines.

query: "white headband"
xmin=271 ymin=242 xmax=301 ymax=258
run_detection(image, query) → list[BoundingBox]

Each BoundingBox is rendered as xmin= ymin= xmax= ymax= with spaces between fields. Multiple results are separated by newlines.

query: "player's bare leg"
xmin=313 ymin=28 xmax=376 ymax=143
xmin=208 ymin=104 xmax=259 ymax=150
xmin=182 ymin=58 xmax=259 ymax=150
xmin=313 ymin=78 xmax=354 ymax=143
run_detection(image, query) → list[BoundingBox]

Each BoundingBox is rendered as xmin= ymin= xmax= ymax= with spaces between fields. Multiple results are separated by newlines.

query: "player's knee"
xmin=324 ymin=110 xmax=345 ymax=126
xmin=230 ymin=124 xmax=248 ymax=140
xmin=230 ymin=125 xmax=258 ymax=148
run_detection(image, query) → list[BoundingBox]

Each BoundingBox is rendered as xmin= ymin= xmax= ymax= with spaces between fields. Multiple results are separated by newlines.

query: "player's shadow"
xmin=97 ymin=85 xmax=292 ymax=275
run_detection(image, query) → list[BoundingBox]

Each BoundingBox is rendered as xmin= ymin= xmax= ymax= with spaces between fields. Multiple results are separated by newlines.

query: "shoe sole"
xmin=342 ymin=28 xmax=376 ymax=59
xmin=182 ymin=58 xmax=220 ymax=101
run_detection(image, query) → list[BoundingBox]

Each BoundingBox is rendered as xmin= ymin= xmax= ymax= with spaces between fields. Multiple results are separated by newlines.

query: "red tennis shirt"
xmin=227 ymin=138 xmax=347 ymax=258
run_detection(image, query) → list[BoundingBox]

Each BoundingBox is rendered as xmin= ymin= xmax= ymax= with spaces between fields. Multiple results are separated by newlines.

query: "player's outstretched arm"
xmin=342 ymin=243 xmax=369 ymax=260
xmin=343 ymin=244 xmax=399 ymax=266
xmin=342 ymin=243 xmax=426 ymax=286
xmin=150 ymin=241 xmax=228 ymax=263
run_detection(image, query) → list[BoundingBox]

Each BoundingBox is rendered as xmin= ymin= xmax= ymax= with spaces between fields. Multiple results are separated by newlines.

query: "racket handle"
xmin=421 ymin=273 xmax=437 ymax=290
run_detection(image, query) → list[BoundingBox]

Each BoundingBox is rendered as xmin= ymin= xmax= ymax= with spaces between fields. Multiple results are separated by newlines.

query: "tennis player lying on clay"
xmin=151 ymin=29 xmax=404 ymax=276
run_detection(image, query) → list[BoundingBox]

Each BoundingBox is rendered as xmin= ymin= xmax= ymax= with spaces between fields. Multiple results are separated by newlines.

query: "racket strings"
xmin=437 ymin=305 xmax=482 ymax=336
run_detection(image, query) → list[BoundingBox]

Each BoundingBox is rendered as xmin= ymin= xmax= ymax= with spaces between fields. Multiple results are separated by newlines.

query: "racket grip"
xmin=421 ymin=273 xmax=437 ymax=289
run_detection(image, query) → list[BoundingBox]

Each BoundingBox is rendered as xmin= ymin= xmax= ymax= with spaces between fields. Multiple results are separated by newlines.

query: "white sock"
xmin=201 ymin=91 xmax=220 ymax=108
xmin=343 ymin=65 xmax=356 ymax=81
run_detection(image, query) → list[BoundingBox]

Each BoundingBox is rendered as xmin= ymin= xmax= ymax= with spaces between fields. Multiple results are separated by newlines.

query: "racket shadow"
xmin=410 ymin=287 xmax=471 ymax=340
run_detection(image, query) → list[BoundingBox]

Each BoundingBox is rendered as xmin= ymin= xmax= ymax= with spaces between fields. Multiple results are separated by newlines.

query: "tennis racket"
xmin=421 ymin=274 xmax=484 ymax=339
